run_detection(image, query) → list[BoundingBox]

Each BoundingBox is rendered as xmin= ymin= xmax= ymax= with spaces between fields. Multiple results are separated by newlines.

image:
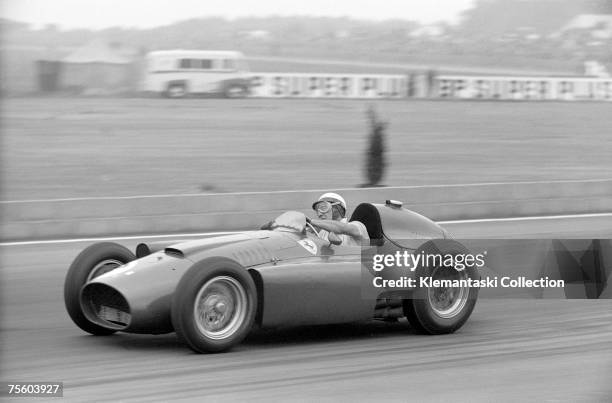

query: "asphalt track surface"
xmin=2 ymin=216 xmax=612 ymax=402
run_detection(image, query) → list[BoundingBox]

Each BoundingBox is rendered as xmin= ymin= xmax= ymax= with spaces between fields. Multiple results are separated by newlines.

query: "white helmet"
xmin=312 ymin=192 xmax=347 ymax=211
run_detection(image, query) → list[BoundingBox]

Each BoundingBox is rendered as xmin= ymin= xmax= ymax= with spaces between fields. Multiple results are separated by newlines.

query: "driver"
xmin=308 ymin=192 xmax=369 ymax=246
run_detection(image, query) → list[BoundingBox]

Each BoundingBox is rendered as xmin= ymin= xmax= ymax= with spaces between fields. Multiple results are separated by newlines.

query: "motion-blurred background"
xmin=2 ymin=0 xmax=612 ymax=94
xmin=1 ymin=0 xmax=611 ymax=238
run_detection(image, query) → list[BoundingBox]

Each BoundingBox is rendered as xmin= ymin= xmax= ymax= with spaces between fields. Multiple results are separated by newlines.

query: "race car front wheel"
xmin=171 ymin=258 xmax=257 ymax=353
xmin=64 ymin=242 xmax=135 ymax=335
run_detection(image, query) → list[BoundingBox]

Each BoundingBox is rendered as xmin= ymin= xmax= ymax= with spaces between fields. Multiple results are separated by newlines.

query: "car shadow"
xmin=244 ymin=319 xmax=417 ymax=346
xmin=79 ymin=319 xmax=418 ymax=352
xmin=82 ymin=332 xmax=186 ymax=352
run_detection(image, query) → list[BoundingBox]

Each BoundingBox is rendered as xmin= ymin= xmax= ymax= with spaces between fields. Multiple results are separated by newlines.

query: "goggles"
xmin=314 ymin=201 xmax=340 ymax=214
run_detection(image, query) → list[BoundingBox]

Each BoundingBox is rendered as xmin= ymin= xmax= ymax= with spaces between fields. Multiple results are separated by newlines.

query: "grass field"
xmin=2 ymin=97 xmax=611 ymax=201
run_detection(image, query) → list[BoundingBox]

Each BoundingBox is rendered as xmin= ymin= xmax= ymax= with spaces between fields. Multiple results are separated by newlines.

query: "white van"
xmin=142 ymin=50 xmax=251 ymax=98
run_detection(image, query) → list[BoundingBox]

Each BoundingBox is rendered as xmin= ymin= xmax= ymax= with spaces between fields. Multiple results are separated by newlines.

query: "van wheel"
xmin=225 ymin=85 xmax=247 ymax=98
xmin=166 ymin=84 xmax=187 ymax=98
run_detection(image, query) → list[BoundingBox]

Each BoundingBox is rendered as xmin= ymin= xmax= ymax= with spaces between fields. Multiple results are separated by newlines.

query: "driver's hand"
xmin=305 ymin=217 xmax=312 ymax=224
xmin=328 ymin=232 xmax=342 ymax=245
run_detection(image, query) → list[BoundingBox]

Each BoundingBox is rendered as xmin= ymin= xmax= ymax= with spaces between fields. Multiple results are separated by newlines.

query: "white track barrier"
xmin=1 ymin=180 xmax=611 ymax=241
xmin=246 ymin=73 xmax=612 ymax=101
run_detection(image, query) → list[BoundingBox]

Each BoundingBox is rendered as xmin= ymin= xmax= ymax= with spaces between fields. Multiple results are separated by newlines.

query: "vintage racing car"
xmin=64 ymin=200 xmax=480 ymax=353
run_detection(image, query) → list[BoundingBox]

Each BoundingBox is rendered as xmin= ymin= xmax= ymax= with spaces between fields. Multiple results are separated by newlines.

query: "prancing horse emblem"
xmin=298 ymin=239 xmax=318 ymax=255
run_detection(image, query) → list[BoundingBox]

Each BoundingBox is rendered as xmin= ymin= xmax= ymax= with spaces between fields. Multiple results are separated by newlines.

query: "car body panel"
xmin=84 ymin=251 xmax=193 ymax=333
xmin=254 ymin=239 xmax=378 ymax=327
xmin=351 ymin=202 xmax=447 ymax=249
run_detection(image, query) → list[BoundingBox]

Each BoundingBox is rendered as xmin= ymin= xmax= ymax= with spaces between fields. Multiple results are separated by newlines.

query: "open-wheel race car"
xmin=64 ymin=200 xmax=480 ymax=353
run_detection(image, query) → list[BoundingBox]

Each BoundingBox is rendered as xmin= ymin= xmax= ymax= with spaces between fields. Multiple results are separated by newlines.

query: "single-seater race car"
xmin=64 ymin=200 xmax=480 ymax=353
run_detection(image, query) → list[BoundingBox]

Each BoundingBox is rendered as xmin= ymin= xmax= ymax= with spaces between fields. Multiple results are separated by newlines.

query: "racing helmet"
xmin=312 ymin=192 xmax=347 ymax=216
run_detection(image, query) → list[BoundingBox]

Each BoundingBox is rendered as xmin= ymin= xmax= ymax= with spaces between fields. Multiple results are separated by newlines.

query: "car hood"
xmin=168 ymin=233 xmax=255 ymax=256
xmin=165 ymin=230 xmax=303 ymax=267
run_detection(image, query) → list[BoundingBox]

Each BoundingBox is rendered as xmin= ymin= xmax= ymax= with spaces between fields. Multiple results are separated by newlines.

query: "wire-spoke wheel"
xmin=404 ymin=240 xmax=479 ymax=334
xmin=172 ymin=258 xmax=257 ymax=353
xmin=428 ymin=266 xmax=469 ymax=319
xmin=194 ymin=276 xmax=248 ymax=340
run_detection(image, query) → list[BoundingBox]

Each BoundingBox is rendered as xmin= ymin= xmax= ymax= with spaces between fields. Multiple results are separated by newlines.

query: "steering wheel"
xmin=305 ymin=221 xmax=320 ymax=237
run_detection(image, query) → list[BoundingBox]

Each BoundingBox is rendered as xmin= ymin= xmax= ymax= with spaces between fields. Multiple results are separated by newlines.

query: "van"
xmin=142 ymin=50 xmax=251 ymax=98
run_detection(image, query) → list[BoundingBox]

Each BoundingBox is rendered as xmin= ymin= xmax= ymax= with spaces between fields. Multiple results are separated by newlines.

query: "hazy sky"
xmin=2 ymin=0 xmax=475 ymax=29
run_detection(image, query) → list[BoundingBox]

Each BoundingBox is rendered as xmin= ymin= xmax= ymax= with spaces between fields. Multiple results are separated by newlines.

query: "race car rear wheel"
xmin=404 ymin=240 xmax=479 ymax=334
xmin=64 ymin=242 xmax=135 ymax=335
xmin=171 ymin=258 xmax=257 ymax=353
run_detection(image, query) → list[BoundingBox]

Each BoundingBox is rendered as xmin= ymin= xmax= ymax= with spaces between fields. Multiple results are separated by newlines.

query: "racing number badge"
xmin=298 ymin=239 xmax=318 ymax=255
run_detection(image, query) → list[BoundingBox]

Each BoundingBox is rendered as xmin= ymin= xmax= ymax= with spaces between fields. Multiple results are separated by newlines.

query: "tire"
xmin=64 ymin=242 xmax=135 ymax=335
xmin=404 ymin=240 xmax=479 ymax=334
xmin=171 ymin=257 xmax=257 ymax=353
xmin=224 ymin=85 xmax=247 ymax=98
xmin=166 ymin=84 xmax=187 ymax=98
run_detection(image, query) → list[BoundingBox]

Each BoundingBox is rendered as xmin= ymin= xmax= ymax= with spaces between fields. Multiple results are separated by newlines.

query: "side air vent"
xmin=385 ymin=199 xmax=403 ymax=208
xmin=164 ymin=248 xmax=185 ymax=258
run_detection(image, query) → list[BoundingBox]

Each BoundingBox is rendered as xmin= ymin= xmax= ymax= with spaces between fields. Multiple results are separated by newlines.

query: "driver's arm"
xmin=309 ymin=219 xmax=363 ymax=239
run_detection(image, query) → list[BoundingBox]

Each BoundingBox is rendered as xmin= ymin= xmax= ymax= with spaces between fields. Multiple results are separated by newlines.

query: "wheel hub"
xmin=199 ymin=293 xmax=234 ymax=332
xmin=428 ymin=266 xmax=469 ymax=319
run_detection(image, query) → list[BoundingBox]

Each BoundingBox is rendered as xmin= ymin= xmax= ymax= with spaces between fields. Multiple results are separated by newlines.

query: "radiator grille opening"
xmin=81 ymin=283 xmax=131 ymax=329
